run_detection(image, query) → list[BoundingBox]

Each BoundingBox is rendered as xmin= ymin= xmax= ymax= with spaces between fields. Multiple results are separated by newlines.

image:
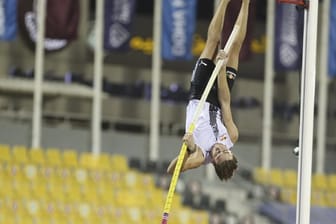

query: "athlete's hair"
xmin=213 ymin=154 xmax=238 ymax=181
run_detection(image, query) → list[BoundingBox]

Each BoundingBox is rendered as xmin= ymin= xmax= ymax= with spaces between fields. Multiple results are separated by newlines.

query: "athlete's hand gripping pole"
xmin=160 ymin=25 xmax=240 ymax=224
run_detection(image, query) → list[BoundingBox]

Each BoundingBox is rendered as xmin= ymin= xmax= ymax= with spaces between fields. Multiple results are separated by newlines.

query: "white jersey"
xmin=185 ymin=99 xmax=234 ymax=164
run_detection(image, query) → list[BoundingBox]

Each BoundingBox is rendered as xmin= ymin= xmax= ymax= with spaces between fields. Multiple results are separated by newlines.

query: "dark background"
xmin=87 ymin=0 xmax=271 ymax=80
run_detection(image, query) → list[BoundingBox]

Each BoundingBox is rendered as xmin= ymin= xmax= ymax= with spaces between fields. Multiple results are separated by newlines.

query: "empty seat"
xmin=139 ymin=173 xmax=156 ymax=190
xmin=142 ymin=208 xmax=161 ymax=223
xmin=48 ymin=184 xmax=66 ymax=202
xmin=124 ymin=170 xmax=141 ymax=189
xmin=79 ymin=152 xmax=100 ymax=169
xmin=0 ymin=177 xmax=14 ymax=200
xmin=74 ymin=202 xmax=95 ymax=223
xmin=312 ymin=173 xmax=328 ymax=191
xmin=39 ymin=200 xmax=62 ymax=221
xmin=253 ymin=167 xmax=269 ymax=185
xmin=0 ymin=144 xmax=12 ymax=165
xmin=97 ymin=187 xmax=115 ymax=204
xmin=23 ymin=164 xmax=40 ymax=183
xmin=109 ymin=206 xmax=128 ymax=224
xmin=125 ymin=206 xmax=144 ymax=223
xmin=110 ymin=154 xmax=129 ymax=172
xmin=62 ymin=149 xmax=78 ymax=168
xmin=57 ymin=202 xmax=77 ymax=223
xmin=82 ymin=188 xmax=99 ymax=203
xmin=4 ymin=198 xmax=26 ymax=219
xmin=115 ymin=190 xmax=146 ymax=207
xmin=45 ymin=148 xmax=62 ymax=167
xmin=283 ymin=169 xmax=297 ymax=188
xmin=327 ymin=174 xmax=336 ymax=192
xmin=146 ymin=189 xmax=165 ymax=208
xmin=29 ymin=148 xmax=46 ymax=165
xmin=105 ymin=170 xmax=125 ymax=189
xmin=73 ymin=168 xmax=89 ymax=189
xmin=24 ymin=199 xmax=42 ymax=219
xmin=87 ymin=170 xmax=106 ymax=197
xmin=31 ymin=183 xmax=48 ymax=201
xmin=0 ymin=213 xmax=15 ymax=224
xmin=269 ymin=169 xmax=284 ymax=187
xmin=12 ymin=145 xmax=29 ymax=164
xmin=97 ymin=153 xmax=112 ymax=171
xmin=90 ymin=203 xmax=112 ymax=223
xmin=13 ymin=180 xmax=31 ymax=199
xmin=63 ymin=181 xmax=82 ymax=202
xmin=79 ymin=152 xmax=111 ymax=171
xmin=6 ymin=163 xmax=25 ymax=181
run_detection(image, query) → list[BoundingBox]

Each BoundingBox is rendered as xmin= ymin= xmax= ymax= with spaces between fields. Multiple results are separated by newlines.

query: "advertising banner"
xmin=162 ymin=0 xmax=197 ymax=61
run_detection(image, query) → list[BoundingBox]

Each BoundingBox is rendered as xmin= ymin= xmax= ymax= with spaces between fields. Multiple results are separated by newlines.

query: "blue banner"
xmin=274 ymin=4 xmax=304 ymax=72
xmin=162 ymin=0 xmax=197 ymax=61
xmin=0 ymin=0 xmax=17 ymax=40
xmin=329 ymin=0 xmax=336 ymax=77
xmin=104 ymin=0 xmax=136 ymax=51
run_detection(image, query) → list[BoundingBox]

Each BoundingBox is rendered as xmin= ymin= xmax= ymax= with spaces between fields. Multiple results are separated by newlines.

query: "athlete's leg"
xmin=224 ymin=0 xmax=250 ymax=91
xmin=215 ymin=0 xmax=250 ymax=143
xmin=200 ymin=0 xmax=230 ymax=60
xmin=227 ymin=0 xmax=250 ymax=70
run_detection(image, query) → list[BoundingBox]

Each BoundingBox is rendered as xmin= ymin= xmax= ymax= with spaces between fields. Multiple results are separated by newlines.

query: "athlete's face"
xmin=211 ymin=143 xmax=233 ymax=165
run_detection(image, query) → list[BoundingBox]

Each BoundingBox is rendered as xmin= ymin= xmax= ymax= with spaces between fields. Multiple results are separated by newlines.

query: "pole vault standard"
xmin=277 ymin=0 xmax=318 ymax=222
xmin=294 ymin=1 xmax=318 ymax=224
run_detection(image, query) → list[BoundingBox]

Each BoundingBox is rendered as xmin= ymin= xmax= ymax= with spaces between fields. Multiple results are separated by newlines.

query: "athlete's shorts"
xmin=186 ymin=99 xmax=234 ymax=164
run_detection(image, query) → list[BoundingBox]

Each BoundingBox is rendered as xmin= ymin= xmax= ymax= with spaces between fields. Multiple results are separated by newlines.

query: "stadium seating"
xmin=0 ymin=144 xmax=11 ymax=164
xmin=253 ymin=167 xmax=336 ymax=208
xmin=12 ymin=145 xmax=29 ymax=164
xmin=253 ymin=167 xmax=269 ymax=185
xmin=0 ymin=143 xmax=209 ymax=224
xmin=312 ymin=173 xmax=329 ymax=191
xmin=29 ymin=148 xmax=45 ymax=165
xmin=269 ymin=169 xmax=284 ymax=187
xmin=283 ymin=169 xmax=297 ymax=188
xmin=328 ymin=174 xmax=336 ymax=192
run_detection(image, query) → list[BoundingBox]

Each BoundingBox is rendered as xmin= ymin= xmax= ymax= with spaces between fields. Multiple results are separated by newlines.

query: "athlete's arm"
xmin=215 ymin=0 xmax=249 ymax=144
xmin=167 ymin=133 xmax=205 ymax=174
xmin=200 ymin=0 xmax=230 ymax=60
xmin=217 ymin=51 xmax=239 ymax=143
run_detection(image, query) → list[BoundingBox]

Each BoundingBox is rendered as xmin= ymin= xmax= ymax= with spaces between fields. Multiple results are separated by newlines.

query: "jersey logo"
xmin=200 ymin=61 xmax=208 ymax=67
xmin=219 ymin=135 xmax=227 ymax=141
xmin=227 ymin=71 xmax=236 ymax=79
